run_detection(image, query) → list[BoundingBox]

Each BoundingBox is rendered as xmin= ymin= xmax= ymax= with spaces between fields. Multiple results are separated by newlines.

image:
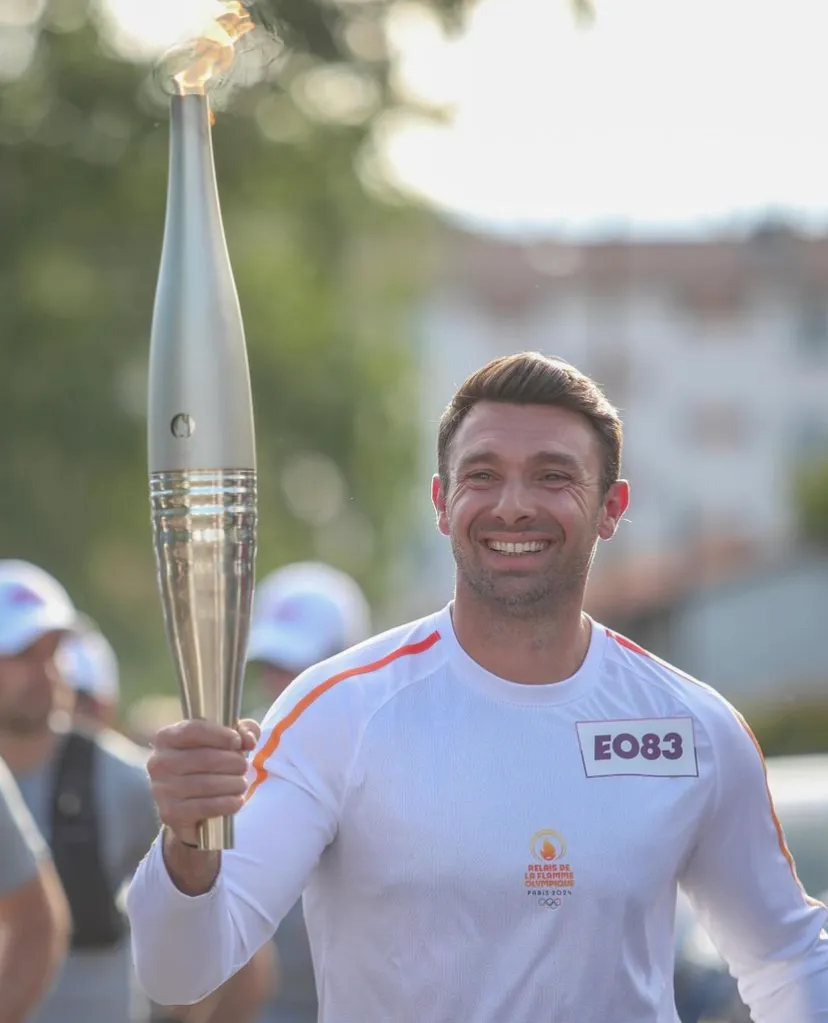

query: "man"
xmin=0 ymin=560 xmax=159 ymax=1023
xmin=0 ymin=754 xmax=70 ymax=1023
xmin=127 ymin=352 xmax=828 ymax=1022
xmin=58 ymin=614 xmax=121 ymax=732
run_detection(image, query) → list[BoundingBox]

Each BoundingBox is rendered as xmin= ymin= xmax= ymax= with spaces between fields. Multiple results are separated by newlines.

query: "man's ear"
xmin=432 ymin=475 xmax=450 ymax=536
xmin=598 ymin=480 xmax=630 ymax=541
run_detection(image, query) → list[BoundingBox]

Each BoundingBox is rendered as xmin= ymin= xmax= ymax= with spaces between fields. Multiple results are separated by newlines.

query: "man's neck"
xmin=0 ymin=728 xmax=58 ymax=775
xmin=450 ymin=586 xmax=592 ymax=685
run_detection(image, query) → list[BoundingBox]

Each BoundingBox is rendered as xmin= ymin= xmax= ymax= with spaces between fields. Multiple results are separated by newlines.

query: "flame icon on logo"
xmin=530 ymin=829 xmax=567 ymax=863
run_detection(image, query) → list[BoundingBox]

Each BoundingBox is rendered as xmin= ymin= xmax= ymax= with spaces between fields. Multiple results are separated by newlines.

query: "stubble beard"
xmin=450 ymin=529 xmax=599 ymax=621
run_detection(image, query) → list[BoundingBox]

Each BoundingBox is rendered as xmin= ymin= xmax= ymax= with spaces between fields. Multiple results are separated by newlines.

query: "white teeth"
xmin=487 ymin=540 xmax=548 ymax=554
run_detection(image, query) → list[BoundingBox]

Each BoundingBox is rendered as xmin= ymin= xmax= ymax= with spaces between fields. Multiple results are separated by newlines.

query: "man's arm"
xmin=0 ymin=759 xmax=71 ymax=1023
xmin=127 ymin=674 xmax=357 ymax=1007
xmin=679 ymin=704 xmax=828 ymax=1022
xmin=0 ymin=862 xmax=72 ymax=1023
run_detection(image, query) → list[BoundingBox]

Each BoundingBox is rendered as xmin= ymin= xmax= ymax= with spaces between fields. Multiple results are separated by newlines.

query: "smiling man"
xmin=128 ymin=352 xmax=828 ymax=1023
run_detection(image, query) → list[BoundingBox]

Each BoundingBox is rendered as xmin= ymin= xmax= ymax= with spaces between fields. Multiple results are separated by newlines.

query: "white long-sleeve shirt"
xmin=127 ymin=604 xmax=828 ymax=1022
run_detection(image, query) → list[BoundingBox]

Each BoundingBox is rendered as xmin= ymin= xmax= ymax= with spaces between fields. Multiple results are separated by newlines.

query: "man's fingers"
xmin=238 ymin=723 xmax=261 ymax=752
xmin=156 ymin=773 xmax=249 ymax=800
xmin=148 ymin=747 xmax=249 ymax=779
xmin=240 ymin=732 xmax=257 ymax=753
xmin=144 ymin=718 xmax=260 ymax=835
xmin=153 ymin=720 xmax=242 ymax=752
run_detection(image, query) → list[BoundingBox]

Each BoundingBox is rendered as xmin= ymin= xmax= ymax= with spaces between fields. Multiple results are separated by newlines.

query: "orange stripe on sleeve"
xmin=608 ymin=629 xmax=821 ymax=905
xmin=609 ymin=630 xmax=698 ymax=686
xmin=244 ymin=630 xmax=441 ymax=803
xmin=732 ymin=711 xmax=822 ymax=906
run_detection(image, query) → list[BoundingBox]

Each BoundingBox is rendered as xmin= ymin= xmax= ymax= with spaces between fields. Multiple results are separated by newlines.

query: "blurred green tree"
xmin=794 ymin=457 xmax=828 ymax=547
xmin=745 ymin=699 xmax=828 ymax=757
xmin=0 ymin=0 xmax=466 ymax=701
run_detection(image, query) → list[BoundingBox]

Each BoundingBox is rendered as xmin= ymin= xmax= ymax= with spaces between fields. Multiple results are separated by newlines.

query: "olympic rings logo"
xmin=538 ymin=897 xmax=562 ymax=908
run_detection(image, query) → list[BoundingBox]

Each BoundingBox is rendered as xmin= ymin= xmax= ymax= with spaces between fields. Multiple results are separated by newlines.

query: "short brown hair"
xmin=437 ymin=352 xmax=623 ymax=493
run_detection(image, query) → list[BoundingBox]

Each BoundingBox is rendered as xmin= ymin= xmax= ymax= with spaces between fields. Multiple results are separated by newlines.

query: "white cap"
xmin=57 ymin=617 xmax=120 ymax=704
xmin=247 ymin=562 xmax=371 ymax=673
xmin=0 ymin=560 xmax=78 ymax=657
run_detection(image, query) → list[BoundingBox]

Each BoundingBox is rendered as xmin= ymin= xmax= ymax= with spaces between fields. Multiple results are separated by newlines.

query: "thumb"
xmin=238 ymin=718 xmax=262 ymax=751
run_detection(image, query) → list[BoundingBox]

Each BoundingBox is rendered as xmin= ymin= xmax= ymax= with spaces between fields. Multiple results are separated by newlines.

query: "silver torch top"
xmin=148 ymin=92 xmax=256 ymax=473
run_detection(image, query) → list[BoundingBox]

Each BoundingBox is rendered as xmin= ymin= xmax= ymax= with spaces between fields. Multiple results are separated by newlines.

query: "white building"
xmin=392 ymin=224 xmax=828 ymax=621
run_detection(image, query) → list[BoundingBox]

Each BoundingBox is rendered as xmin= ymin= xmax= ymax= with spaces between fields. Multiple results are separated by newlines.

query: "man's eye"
xmin=469 ymin=471 xmax=493 ymax=481
xmin=543 ymin=473 xmax=568 ymax=482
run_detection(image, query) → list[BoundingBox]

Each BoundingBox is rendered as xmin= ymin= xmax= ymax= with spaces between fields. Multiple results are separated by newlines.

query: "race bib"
xmin=576 ymin=717 xmax=698 ymax=777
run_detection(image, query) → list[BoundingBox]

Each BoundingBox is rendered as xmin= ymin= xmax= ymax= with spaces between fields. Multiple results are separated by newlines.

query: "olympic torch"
xmin=148 ymin=4 xmax=257 ymax=850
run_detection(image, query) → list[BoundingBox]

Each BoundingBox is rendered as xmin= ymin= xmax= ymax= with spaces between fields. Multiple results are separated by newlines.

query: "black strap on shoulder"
xmin=50 ymin=731 xmax=126 ymax=950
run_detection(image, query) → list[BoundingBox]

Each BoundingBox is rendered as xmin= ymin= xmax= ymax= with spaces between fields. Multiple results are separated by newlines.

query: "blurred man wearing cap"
xmin=0 ymin=753 xmax=70 ymax=1023
xmin=247 ymin=561 xmax=371 ymax=717
xmin=0 ymin=560 xmax=159 ymax=1023
xmin=58 ymin=615 xmax=121 ymax=734
xmin=223 ymin=563 xmax=371 ymax=1023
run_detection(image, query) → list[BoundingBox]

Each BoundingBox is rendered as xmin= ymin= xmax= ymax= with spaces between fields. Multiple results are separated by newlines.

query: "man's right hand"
xmin=147 ymin=720 xmax=260 ymax=847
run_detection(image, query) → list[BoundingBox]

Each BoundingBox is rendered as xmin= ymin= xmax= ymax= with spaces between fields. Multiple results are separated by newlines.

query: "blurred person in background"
xmin=247 ymin=561 xmax=372 ymax=717
xmin=161 ymin=564 xmax=370 ymax=1023
xmin=0 ymin=560 xmax=159 ymax=1023
xmin=58 ymin=614 xmax=121 ymax=734
xmin=246 ymin=562 xmax=371 ymax=1023
xmin=127 ymin=353 xmax=828 ymax=1022
xmin=0 ymin=753 xmax=70 ymax=1023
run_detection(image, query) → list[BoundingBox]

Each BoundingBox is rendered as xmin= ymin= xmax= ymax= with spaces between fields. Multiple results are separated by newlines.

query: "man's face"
xmin=0 ymin=631 xmax=64 ymax=734
xmin=432 ymin=401 xmax=629 ymax=617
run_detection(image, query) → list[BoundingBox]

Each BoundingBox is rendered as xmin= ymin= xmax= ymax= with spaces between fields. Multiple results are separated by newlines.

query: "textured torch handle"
xmin=150 ymin=468 xmax=257 ymax=850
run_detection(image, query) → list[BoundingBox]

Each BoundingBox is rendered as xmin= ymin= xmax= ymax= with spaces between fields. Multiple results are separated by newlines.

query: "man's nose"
xmin=490 ymin=479 xmax=535 ymax=525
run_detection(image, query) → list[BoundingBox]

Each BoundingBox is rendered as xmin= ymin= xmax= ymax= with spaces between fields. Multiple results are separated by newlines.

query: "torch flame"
xmin=174 ymin=1 xmax=255 ymax=96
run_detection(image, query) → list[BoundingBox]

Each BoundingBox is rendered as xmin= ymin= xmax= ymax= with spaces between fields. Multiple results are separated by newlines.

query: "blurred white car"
xmin=674 ymin=752 xmax=828 ymax=1023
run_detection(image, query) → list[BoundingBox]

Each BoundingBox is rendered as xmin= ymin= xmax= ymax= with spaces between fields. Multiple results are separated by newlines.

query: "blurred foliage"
xmin=794 ymin=457 xmax=828 ymax=547
xmin=0 ymin=0 xmax=469 ymax=702
xmin=570 ymin=0 xmax=596 ymax=25
xmin=745 ymin=699 xmax=828 ymax=757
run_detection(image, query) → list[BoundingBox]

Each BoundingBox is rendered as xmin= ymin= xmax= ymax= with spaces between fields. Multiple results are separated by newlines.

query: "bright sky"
xmin=99 ymin=0 xmax=230 ymax=59
xmin=102 ymin=0 xmax=828 ymax=238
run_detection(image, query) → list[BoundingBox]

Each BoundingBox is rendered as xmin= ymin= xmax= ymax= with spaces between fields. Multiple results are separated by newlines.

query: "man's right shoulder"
xmin=263 ymin=611 xmax=447 ymax=727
